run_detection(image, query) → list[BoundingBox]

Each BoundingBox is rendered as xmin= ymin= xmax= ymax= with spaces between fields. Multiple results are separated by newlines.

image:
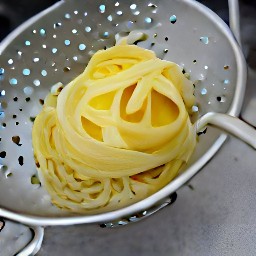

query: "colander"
xmin=0 ymin=0 xmax=249 ymax=254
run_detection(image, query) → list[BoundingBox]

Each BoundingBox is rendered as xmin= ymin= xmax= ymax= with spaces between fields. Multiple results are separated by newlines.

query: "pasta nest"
xmin=32 ymin=44 xmax=196 ymax=213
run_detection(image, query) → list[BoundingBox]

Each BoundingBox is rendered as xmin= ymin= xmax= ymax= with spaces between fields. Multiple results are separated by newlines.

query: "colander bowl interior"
xmin=0 ymin=0 xmax=246 ymax=225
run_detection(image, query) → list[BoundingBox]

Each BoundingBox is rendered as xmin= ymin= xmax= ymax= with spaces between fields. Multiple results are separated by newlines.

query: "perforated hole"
xmin=148 ymin=3 xmax=158 ymax=13
xmin=79 ymin=44 xmax=86 ymax=51
xmin=0 ymin=151 xmax=6 ymax=158
xmin=12 ymin=136 xmax=22 ymax=146
xmin=144 ymin=17 xmax=152 ymax=24
xmin=0 ymin=111 xmax=4 ymax=119
xmin=1 ymin=165 xmax=8 ymax=172
xmin=8 ymin=59 xmax=13 ymax=65
xmin=200 ymin=36 xmax=209 ymax=44
xmin=54 ymin=22 xmax=62 ymax=29
xmin=197 ymin=128 xmax=208 ymax=136
xmin=25 ymin=40 xmax=31 ymax=46
xmin=63 ymin=67 xmax=71 ymax=72
xmin=0 ymin=101 xmax=7 ymax=109
xmin=33 ymin=57 xmax=40 ymax=63
xmin=41 ymin=70 xmax=47 ymax=76
xmin=85 ymin=26 xmax=91 ymax=32
xmin=23 ymin=86 xmax=34 ymax=96
xmin=33 ymin=79 xmax=40 ymax=86
xmin=39 ymin=29 xmax=46 ymax=36
xmin=65 ymin=13 xmax=71 ymax=19
xmin=52 ymin=48 xmax=58 ymax=54
xmin=223 ymin=79 xmax=230 ymax=85
xmin=169 ymin=15 xmax=177 ymax=24
xmin=201 ymin=88 xmax=207 ymax=95
xmin=217 ymin=96 xmax=226 ymax=103
xmin=22 ymin=69 xmax=31 ymax=76
xmin=31 ymin=175 xmax=41 ymax=185
xmin=17 ymin=50 xmax=23 ymax=57
xmin=72 ymin=29 xmax=78 ymax=34
xmin=107 ymin=15 xmax=113 ymax=21
xmin=101 ymin=32 xmax=110 ymax=39
xmin=0 ymin=68 xmax=4 ymax=75
xmin=99 ymin=4 xmax=106 ymax=13
xmin=192 ymin=105 xmax=199 ymax=112
xmin=130 ymin=4 xmax=137 ymax=10
xmin=18 ymin=156 xmax=24 ymax=166
xmin=9 ymin=78 xmax=18 ymax=85
xmin=30 ymin=117 xmax=36 ymax=122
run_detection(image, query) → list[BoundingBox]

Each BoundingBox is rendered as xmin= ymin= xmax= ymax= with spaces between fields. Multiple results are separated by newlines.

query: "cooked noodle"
xmin=32 ymin=44 xmax=196 ymax=213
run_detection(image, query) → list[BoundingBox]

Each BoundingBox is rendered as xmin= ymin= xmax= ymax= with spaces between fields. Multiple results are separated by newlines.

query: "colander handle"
xmin=0 ymin=219 xmax=44 ymax=256
xmin=196 ymin=113 xmax=256 ymax=149
xmin=228 ymin=0 xmax=241 ymax=45
xmin=16 ymin=226 xmax=44 ymax=256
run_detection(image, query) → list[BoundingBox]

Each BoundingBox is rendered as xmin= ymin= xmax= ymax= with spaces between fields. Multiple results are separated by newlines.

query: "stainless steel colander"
xmin=0 ymin=0 xmax=249 ymax=254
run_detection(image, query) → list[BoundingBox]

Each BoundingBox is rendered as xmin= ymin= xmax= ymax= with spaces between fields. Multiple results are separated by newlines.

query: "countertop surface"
xmin=1 ymin=0 xmax=256 ymax=255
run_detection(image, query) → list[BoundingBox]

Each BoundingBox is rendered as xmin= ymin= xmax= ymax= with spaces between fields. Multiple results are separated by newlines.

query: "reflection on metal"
xmin=16 ymin=226 xmax=44 ymax=256
xmin=100 ymin=193 xmax=177 ymax=228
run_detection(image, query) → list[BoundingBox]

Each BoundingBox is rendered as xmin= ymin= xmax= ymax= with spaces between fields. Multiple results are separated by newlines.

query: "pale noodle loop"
xmin=32 ymin=45 xmax=196 ymax=213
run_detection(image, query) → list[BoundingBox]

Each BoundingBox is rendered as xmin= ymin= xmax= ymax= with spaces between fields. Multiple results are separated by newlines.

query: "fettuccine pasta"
xmin=32 ymin=44 xmax=196 ymax=213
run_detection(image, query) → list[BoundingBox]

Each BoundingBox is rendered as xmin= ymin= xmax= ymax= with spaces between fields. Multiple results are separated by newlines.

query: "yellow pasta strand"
xmin=32 ymin=44 xmax=196 ymax=213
